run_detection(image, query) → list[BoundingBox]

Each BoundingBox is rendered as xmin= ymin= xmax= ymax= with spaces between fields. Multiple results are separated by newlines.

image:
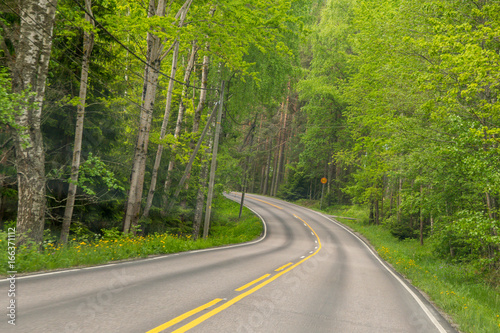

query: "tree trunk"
xmin=239 ymin=119 xmax=256 ymax=219
xmin=178 ymin=50 xmax=210 ymax=208
xmin=190 ymin=47 xmax=211 ymax=239
xmin=167 ymin=103 xmax=218 ymax=211
xmin=420 ymin=185 xmax=424 ymax=246
xmin=123 ymin=0 xmax=167 ymax=233
xmin=192 ymin=54 xmax=210 ymax=134
xmin=193 ymin=137 xmax=211 ymax=240
xmin=163 ymin=42 xmax=198 ymax=207
xmin=369 ymin=200 xmax=374 ymax=224
xmin=141 ymin=0 xmax=195 ymax=219
xmin=11 ymin=0 xmax=58 ymax=245
xmin=203 ymin=81 xmax=225 ymax=239
xmin=262 ymin=138 xmax=272 ymax=195
xmin=272 ymin=108 xmax=286 ymax=196
xmin=276 ymin=110 xmax=287 ymax=194
xmin=142 ymin=39 xmax=180 ymax=218
xmin=397 ymin=177 xmax=402 ymax=224
xmin=327 ymin=159 xmax=334 ymax=196
xmin=270 ymin=146 xmax=279 ymax=196
xmin=60 ymin=0 xmax=95 ymax=244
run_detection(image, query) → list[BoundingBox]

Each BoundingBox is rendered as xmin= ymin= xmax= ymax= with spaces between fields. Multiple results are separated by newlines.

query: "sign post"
xmin=320 ymin=177 xmax=327 ymax=210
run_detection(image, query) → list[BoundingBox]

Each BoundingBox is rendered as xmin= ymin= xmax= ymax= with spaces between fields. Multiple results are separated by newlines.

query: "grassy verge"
xmin=294 ymin=200 xmax=500 ymax=333
xmin=0 ymin=197 xmax=262 ymax=275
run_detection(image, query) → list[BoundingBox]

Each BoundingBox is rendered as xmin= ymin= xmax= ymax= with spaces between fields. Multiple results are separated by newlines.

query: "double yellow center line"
xmin=147 ymin=199 xmax=321 ymax=333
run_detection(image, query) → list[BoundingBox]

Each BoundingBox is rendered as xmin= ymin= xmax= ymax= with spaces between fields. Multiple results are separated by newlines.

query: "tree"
xmin=4 ymin=0 xmax=58 ymax=244
xmin=122 ymin=0 xmax=193 ymax=234
xmin=60 ymin=0 xmax=95 ymax=244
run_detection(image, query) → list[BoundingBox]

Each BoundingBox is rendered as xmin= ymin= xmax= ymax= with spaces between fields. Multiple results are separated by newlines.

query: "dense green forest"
xmin=1 ymin=0 xmax=499 ymax=278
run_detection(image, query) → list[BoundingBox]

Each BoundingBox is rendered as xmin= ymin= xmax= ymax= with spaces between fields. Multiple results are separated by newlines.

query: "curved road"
xmin=1 ymin=193 xmax=457 ymax=332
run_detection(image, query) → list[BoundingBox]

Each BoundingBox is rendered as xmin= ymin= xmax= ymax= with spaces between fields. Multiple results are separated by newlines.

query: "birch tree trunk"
xmin=193 ymin=127 xmax=212 ymax=240
xmin=192 ymin=54 xmax=209 ymax=133
xmin=167 ymin=103 xmax=218 ymax=212
xmin=11 ymin=0 xmax=58 ymax=245
xmin=141 ymin=0 xmax=194 ymax=218
xmin=122 ymin=0 xmax=167 ymax=233
xmin=142 ymin=39 xmax=180 ymax=218
xmin=203 ymin=81 xmax=225 ymax=239
xmin=191 ymin=53 xmax=210 ymax=239
xmin=60 ymin=0 xmax=95 ymax=244
xmin=162 ymin=42 xmax=198 ymax=209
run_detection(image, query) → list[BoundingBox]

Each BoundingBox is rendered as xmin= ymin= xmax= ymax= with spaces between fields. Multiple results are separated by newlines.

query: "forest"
xmin=1 ymin=0 xmax=499 ymax=277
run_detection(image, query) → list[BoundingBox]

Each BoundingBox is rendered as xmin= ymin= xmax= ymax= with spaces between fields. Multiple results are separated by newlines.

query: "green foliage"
xmin=0 ymin=69 xmax=34 ymax=146
xmin=277 ymin=166 xmax=309 ymax=201
xmin=75 ymin=153 xmax=124 ymax=196
xmin=433 ymin=211 xmax=500 ymax=261
xmin=297 ymin=0 xmax=500 ymax=264
xmin=0 ymin=70 xmax=21 ymax=130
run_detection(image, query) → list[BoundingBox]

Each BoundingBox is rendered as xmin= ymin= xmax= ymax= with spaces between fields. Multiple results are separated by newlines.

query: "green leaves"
xmin=295 ymin=0 xmax=500 ymax=258
xmin=75 ymin=153 xmax=124 ymax=196
xmin=0 ymin=70 xmax=22 ymax=129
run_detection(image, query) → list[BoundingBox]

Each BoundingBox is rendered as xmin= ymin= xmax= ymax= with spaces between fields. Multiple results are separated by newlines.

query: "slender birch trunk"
xmin=191 ymin=53 xmax=210 ymax=239
xmin=142 ymin=39 xmax=180 ymax=218
xmin=162 ymin=42 xmax=198 ymax=209
xmin=122 ymin=0 xmax=167 ymax=233
xmin=193 ymin=126 xmax=212 ymax=240
xmin=179 ymin=51 xmax=209 ymax=201
xmin=193 ymin=54 xmax=209 ymax=133
xmin=141 ymin=1 xmax=194 ymax=218
xmin=167 ymin=103 xmax=218 ymax=212
xmin=60 ymin=0 xmax=95 ymax=244
xmin=203 ymin=81 xmax=225 ymax=239
xmin=11 ymin=0 xmax=58 ymax=245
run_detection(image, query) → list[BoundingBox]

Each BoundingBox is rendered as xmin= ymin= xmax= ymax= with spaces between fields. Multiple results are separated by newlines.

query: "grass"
xmin=0 ymin=197 xmax=263 ymax=276
xmin=294 ymin=200 xmax=500 ymax=333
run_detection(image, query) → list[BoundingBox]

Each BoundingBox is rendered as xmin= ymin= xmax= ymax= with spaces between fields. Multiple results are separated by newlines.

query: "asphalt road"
xmin=1 ymin=193 xmax=457 ymax=332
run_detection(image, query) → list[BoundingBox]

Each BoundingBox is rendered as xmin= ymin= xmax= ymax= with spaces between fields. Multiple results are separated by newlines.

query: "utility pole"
xmin=203 ymin=81 xmax=225 ymax=239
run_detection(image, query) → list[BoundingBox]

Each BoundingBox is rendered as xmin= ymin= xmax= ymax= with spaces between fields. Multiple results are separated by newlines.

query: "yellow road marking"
xmin=146 ymin=298 xmax=223 ymax=333
xmin=166 ymin=214 xmax=322 ymax=333
xmin=235 ymin=274 xmax=271 ymax=292
xmin=233 ymin=193 xmax=283 ymax=210
xmin=275 ymin=262 xmax=293 ymax=271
